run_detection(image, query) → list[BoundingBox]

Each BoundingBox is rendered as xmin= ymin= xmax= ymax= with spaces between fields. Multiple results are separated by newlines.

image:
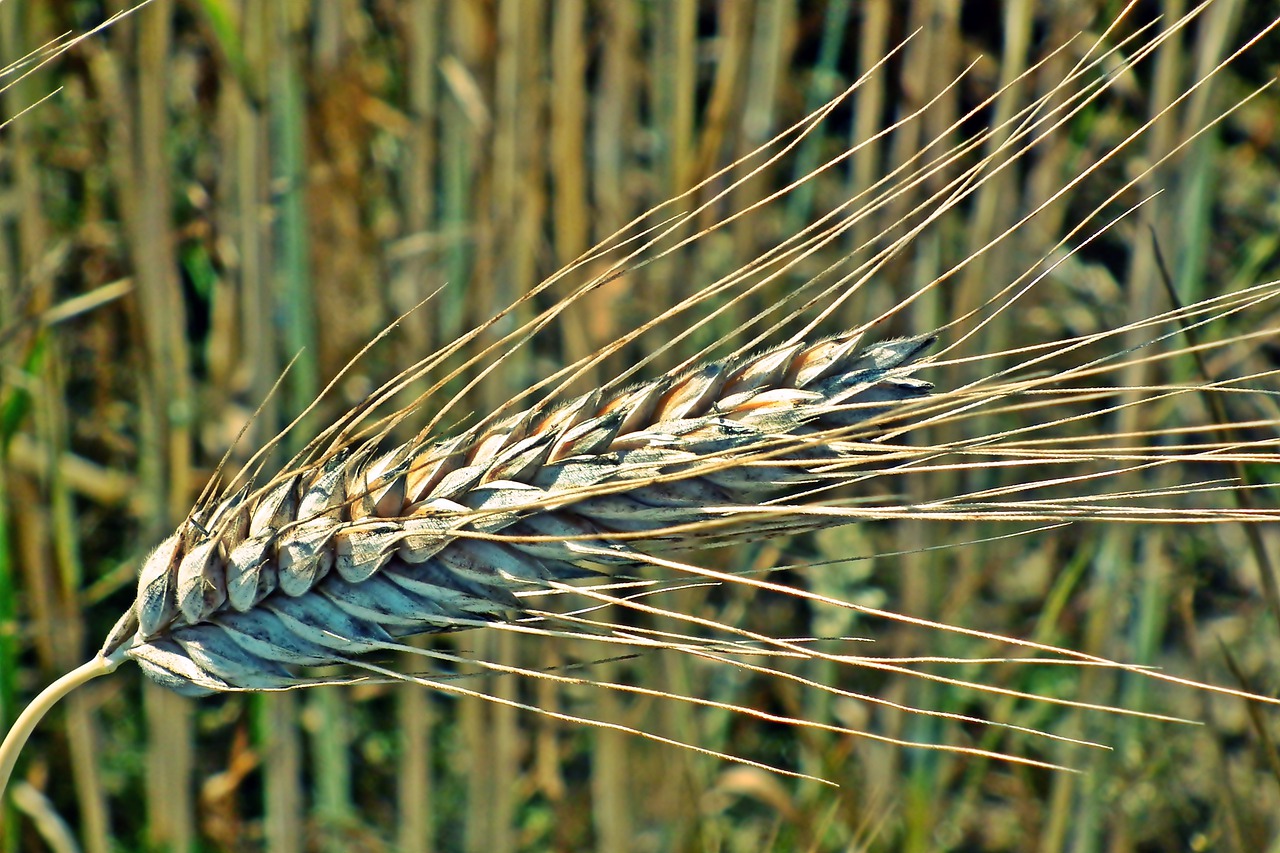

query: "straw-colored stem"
xmin=0 ymin=650 xmax=123 ymax=802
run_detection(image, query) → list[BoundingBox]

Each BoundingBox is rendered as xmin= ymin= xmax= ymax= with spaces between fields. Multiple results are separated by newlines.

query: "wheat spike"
xmin=102 ymin=332 xmax=937 ymax=694
xmin=3 ymin=0 xmax=1280 ymax=819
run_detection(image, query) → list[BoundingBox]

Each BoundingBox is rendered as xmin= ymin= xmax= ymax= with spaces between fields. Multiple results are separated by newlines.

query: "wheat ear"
xmin=108 ymin=332 xmax=937 ymax=688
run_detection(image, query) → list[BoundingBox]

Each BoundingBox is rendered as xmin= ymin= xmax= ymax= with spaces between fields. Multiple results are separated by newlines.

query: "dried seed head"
xmin=103 ymin=334 xmax=937 ymax=693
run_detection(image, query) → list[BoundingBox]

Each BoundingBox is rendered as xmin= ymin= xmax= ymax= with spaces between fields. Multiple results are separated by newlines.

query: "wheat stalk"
xmin=2 ymin=0 xmax=1280 ymax=821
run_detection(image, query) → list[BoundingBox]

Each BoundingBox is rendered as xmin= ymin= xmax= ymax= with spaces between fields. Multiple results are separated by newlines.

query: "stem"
xmin=0 ymin=650 xmax=124 ymax=801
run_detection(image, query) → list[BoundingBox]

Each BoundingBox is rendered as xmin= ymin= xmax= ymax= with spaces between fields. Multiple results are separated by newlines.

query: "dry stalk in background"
xmin=2 ymin=0 xmax=1280 ymax=849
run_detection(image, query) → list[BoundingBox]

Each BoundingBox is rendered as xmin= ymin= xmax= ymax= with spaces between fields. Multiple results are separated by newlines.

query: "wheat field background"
xmin=2 ymin=1 xmax=1279 ymax=851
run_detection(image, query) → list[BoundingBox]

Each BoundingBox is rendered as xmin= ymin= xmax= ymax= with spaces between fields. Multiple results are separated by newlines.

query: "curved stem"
xmin=0 ymin=650 xmax=124 ymax=801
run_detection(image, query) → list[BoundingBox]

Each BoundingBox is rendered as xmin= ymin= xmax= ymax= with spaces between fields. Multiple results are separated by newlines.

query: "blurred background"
xmin=2 ymin=1 xmax=1279 ymax=850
